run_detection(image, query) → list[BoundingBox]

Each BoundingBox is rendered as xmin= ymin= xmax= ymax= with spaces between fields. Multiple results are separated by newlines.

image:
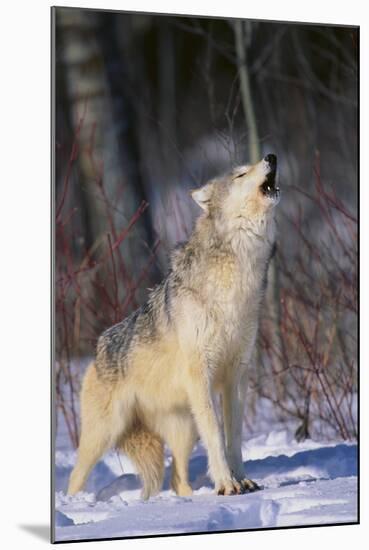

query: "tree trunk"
xmin=233 ymin=20 xmax=284 ymax=383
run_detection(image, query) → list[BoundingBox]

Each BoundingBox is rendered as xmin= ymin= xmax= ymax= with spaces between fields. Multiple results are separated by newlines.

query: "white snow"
xmin=54 ymin=409 xmax=357 ymax=543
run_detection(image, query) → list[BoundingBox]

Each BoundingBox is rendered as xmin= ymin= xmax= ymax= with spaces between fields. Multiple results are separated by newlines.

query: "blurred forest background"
xmin=53 ymin=7 xmax=358 ymax=449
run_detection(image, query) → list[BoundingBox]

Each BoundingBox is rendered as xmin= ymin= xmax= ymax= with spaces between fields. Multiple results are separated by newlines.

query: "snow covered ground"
xmin=54 ymin=404 xmax=358 ymax=542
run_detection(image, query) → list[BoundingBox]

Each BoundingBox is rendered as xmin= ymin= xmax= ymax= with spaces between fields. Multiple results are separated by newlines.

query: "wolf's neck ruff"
xmin=173 ymin=213 xmax=275 ymax=322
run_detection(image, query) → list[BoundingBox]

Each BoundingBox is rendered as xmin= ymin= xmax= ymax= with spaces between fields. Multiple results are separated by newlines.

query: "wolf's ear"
xmin=190 ymin=183 xmax=212 ymax=212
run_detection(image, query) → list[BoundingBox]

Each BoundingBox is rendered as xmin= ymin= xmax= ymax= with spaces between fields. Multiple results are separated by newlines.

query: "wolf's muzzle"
xmin=264 ymin=154 xmax=277 ymax=168
xmin=261 ymin=154 xmax=280 ymax=200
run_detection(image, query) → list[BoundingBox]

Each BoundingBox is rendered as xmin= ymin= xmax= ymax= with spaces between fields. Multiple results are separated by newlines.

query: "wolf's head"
xmin=191 ymin=154 xmax=280 ymax=237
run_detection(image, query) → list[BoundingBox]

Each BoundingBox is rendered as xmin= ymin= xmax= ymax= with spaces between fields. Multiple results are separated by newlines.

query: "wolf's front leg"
xmin=222 ymin=369 xmax=260 ymax=492
xmin=188 ymin=370 xmax=243 ymax=495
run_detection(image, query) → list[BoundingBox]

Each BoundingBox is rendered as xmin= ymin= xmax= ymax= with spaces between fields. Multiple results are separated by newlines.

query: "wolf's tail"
xmin=117 ymin=423 xmax=164 ymax=500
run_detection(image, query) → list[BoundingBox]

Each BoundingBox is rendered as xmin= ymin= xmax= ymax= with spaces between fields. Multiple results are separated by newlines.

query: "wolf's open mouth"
xmin=260 ymin=169 xmax=280 ymax=200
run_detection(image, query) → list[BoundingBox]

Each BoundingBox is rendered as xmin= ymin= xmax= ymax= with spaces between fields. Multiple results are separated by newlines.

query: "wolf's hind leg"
xmin=67 ymin=420 xmax=111 ymax=495
xmin=67 ymin=364 xmax=114 ymax=495
xmin=160 ymin=413 xmax=197 ymax=497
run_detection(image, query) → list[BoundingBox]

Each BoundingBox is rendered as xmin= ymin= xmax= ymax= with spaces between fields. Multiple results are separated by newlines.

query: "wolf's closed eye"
xmin=234 ymin=172 xmax=247 ymax=180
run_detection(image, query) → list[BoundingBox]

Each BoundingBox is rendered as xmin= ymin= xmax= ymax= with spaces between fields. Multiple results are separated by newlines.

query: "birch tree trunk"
xmin=234 ymin=20 xmax=260 ymax=164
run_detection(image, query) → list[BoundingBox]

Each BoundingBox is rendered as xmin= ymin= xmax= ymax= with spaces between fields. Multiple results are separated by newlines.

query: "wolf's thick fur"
xmin=68 ymin=155 xmax=280 ymax=498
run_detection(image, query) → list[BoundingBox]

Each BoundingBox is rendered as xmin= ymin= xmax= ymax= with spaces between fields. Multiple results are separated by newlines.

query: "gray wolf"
xmin=67 ymin=154 xmax=280 ymax=499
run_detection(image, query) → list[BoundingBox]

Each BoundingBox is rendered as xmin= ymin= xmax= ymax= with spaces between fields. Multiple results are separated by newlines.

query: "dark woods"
xmin=54 ymin=8 xmax=358 ymax=448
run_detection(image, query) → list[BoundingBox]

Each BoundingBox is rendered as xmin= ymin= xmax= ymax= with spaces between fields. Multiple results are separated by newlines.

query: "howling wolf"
xmin=67 ymin=154 xmax=280 ymax=499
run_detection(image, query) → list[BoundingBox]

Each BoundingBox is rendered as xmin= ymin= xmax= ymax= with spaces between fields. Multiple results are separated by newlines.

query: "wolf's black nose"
xmin=264 ymin=154 xmax=277 ymax=166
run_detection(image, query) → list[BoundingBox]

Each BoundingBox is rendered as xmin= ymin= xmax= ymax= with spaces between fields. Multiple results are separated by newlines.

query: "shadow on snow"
xmin=55 ymin=442 xmax=357 ymax=501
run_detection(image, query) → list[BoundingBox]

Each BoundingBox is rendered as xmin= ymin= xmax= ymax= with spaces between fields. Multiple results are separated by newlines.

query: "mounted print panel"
xmin=51 ymin=6 xmax=358 ymax=543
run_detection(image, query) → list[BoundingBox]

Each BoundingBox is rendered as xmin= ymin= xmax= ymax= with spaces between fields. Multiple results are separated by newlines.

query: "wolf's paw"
xmin=173 ymin=483 xmax=193 ymax=497
xmin=239 ymin=478 xmax=261 ymax=492
xmin=216 ymin=478 xmax=244 ymax=496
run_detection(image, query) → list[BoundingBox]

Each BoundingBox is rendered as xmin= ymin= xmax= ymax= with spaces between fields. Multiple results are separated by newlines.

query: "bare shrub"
xmin=55 ymin=117 xmax=160 ymax=448
xmin=249 ymin=153 xmax=357 ymax=441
